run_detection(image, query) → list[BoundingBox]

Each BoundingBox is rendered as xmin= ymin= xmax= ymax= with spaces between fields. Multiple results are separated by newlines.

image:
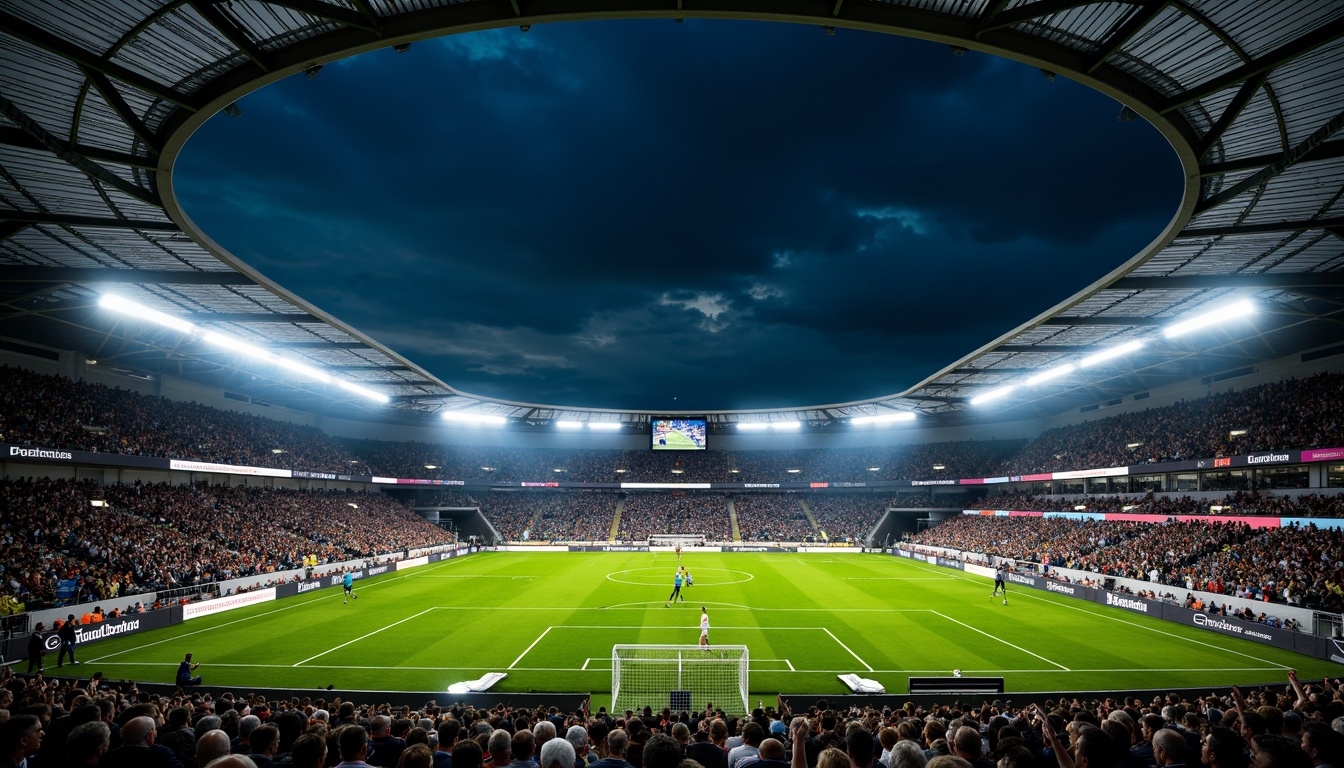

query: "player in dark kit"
xmin=991 ymin=563 xmax=1008 ymax=604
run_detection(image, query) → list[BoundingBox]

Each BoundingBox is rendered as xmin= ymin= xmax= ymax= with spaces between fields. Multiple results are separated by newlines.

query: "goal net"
xmin=649 ymin=534 xmax=706 ymax=547
xmin=612 ymin=644 xmax=748 ymax=715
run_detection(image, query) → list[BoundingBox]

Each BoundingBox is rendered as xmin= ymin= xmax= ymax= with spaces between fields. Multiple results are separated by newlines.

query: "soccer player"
xmin=991 ymin=562 xmax=1008 ymax=604
xmin=666 ymin=569 xmax=684 ymax=607
xmin=344 ymin=571 xmax=357 ymax=604
xmin=675 ymin=544 xmax=682 ymax=564
xmin=699 ymin=607 xmax=710 ymax=650
xmin=683 ymin=567 xmax=693 ymax=587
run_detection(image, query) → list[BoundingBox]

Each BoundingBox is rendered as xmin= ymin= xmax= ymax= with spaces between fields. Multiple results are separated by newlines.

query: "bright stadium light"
xmin=774 ymin=421 xmax=801 ymax=430
xmin=1079 ymin=340 xmax=1145 ymax=367
xmin=736 ymin=423 xmax=770 ymax=431
xmin=556 ymin=421 xmax=583 ymax=430
xmin=443 ymin=411 xmax=507 ymax=425
xmin=851 ymin=412 xmax=916 ymax=426
xmin=1163 ymin=299 xmax=1255 ymax=338
xmin=99 ymin=294 xmax=196 ymax=334
xmin=588 ymin=422 xmax=623 ymax=431
xmin=334 ymin=379 xmax=389 ymax=403
xmin=970 ymin=385 xmax=1015 ymax=406
xmin=1025 ymin=363 xmax=1074 ymax=386
xmin=102 ymin=295 xmax=392 ymax=403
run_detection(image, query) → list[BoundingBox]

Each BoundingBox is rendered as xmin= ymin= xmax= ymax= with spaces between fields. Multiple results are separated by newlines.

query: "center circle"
xmin=606 ymin=567 xmax=754 ymax=586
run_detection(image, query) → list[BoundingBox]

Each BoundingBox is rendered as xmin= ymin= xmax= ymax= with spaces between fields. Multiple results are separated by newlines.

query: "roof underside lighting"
xmin=442 ymin=411 xmax=507 ymax=425
xmin=1025 ymin=363 xmax=1074 ymax=386
xmin=1162 ymin=300 xmax=1255 ymax=338
xmin=1079 ymin=340 xmax=1145 ymax=368
xmin=970 ymin=385 xmax=1015 ymax=406
xmin=851 ymin=412 xmax=916 ymax=425
xmin=99 ymin=294 xmax=389 ymax=404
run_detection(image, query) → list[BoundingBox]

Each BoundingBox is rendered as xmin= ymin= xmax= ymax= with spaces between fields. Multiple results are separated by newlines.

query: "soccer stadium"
xmin=2 ymin=2 xmax=1344 ymax=768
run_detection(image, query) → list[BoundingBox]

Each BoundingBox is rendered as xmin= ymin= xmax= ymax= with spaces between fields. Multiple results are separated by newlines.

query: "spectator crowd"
xmin=0 ymin=478 xmax=453 ymax=611
xmin=0 ymin=660 xmax=1341 ymax=768
xmin=11 ymin=366 xmax=1342 ymax=488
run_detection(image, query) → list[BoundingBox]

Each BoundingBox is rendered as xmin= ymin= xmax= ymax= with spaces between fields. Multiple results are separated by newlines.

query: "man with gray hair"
xmin=489 ymin=729 xmax=515 ymax=768
xmin=1152 ymin=729 xmax=1187 ymax=768
xmin=205 ymin=756 xmax=260 ymax=768
xmin=535 ymin=721 xmax=558 ymax=754
xmin=566 ymin=724 xmax=592 ymax=768
xmin=198 ymin=729 xmax=233 ymax=768
xmin=889 ymin=740 xmax=927 ymax=768
xmin=100 ymin=715 xmax=181 ymax=768
xmin=369 ymin=715 xmax=407 ymax=767
xmin=233 ymin=714 xmax=262 ymax=755
xmin=541 ymin=736 xmax=579 ymax=768
xmin=66 ymin=720 xmax=111 ymax=766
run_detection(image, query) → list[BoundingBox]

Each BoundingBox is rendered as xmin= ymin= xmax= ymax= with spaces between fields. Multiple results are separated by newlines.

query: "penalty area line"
xmin=511 ymin=626 xmax=554 ymax=669
xmin=931 ymin=610 xmax=1070 ymax=671
xmin=823 ymin=627 xmax=873 ymax=672
xmin=294 ymin=608 xmax=436 ymax=666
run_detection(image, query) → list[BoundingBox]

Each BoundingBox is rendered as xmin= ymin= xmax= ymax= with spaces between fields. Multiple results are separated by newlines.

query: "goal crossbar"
xmin=612 ymin=644 xmax=748 ymax=715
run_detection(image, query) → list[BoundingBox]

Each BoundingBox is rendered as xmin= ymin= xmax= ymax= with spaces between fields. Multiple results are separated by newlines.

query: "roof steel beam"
xmin=0 ymin=266 xmax=253 ymax=285
xmin=0 ymin=211 xmax=179 ymax=231
xmin=1110 ymin=273 xmax=1344 ymax=291
xmin=1157 ymin=16 xmax=1344 ymax=114
xmin=1178 ymin=216 xmax=1344 ymax=238
xmin=1195 ymin=108 xmax=1344 ymax=214
xmin=0 ymin=9 xmax=197 ymax=110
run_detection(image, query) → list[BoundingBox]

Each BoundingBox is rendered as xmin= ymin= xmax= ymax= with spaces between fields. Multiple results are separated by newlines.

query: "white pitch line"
xmin=582 ymin=658 xmax=591 ymax=671
xmin=511 ymin=626 xmax=554 ymax=669
xmin=931 ymin=610 xmax=1070 ymax=670
xmin=786 ymin=659 xmax=795 ymax=671
xmin=905 ymin=559 xmax=1290 ymax=669
xmin=823 ymin=627 xmax=873 ymax=671
xmin=294 ymin=608 xmax=436 ymax=666
xmin=90 ymin=661 xmax=1287 ymax=674
xmin=85 ymin=556 xmax=473 ymax=664
xmin=413 ymin=574 xmax=537 ymax=579
xmin=844 ymin=577 xmax=955 ymax=581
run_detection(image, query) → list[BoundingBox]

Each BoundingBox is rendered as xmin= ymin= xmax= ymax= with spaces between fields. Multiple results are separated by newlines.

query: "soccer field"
xmin=75 ymin=551 xmax=1337 ymax=702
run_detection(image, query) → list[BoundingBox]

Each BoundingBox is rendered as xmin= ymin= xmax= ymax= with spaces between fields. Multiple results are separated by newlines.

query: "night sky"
xmin=174 ymin=19 xmax=1181 ymax=413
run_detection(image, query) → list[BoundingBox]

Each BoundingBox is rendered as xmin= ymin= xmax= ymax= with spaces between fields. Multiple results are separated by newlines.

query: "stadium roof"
xmin=2 ymin=1 xmax=1342 ymax=431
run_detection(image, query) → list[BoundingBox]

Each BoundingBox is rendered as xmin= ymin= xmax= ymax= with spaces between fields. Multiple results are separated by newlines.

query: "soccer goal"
xmin=612 ymin=644 xmax=748 ymax=715
xmin=649 ymin=534 xmax=706 ymax=548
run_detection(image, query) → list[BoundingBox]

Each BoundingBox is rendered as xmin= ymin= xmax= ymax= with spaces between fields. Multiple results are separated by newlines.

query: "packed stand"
xmin=732 ymin=495 xmax=813 ymax=541
xmin=0 ymin=477 xmax=452 ymax=610
xmin=1 ymin=662 xmax=1342 ymax=768
xmin=806 ymin=496 xmax=898 ymax=544
xmin=975 ymin=491 xmax=1344 ymax=518
xmin=995 ymin=372 xmax=1344 ymax=475
xmin=0 ymin=366 xmax=359 ymax=472
xmin=618 ymin=494 xmax=732 ymax=541
xmin=478 ymin=493 xmax=617 ymax=542
xmin=8 ymin=366 xmax=1344 ymax=488
xmin=907 ymin=515 xmax=1344 ymax=610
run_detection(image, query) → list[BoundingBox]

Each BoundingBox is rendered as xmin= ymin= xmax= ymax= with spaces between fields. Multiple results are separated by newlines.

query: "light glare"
xmin=1024 ymin=363 xmax=1074 ymax=386
xmin=1079 ymin=340 xmax=1144 ymax=367
xmin=1162 ymin=300 xmax=1255 ymax=338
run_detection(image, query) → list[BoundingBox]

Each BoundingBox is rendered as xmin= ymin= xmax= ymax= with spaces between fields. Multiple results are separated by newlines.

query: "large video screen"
xmin=651 ymin=418 xmax=708 ymax=451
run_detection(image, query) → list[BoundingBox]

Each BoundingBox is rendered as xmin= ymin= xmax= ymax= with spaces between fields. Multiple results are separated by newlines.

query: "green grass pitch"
xmin=654 ymin=431 xmax=702 ymax=449
xmin=74 ymin=552 xmax=1337 ymax=704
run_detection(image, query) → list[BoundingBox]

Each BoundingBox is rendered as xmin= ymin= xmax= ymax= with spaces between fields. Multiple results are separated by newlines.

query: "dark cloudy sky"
xmin=175 ymin=19 xmax=1181 ymax=413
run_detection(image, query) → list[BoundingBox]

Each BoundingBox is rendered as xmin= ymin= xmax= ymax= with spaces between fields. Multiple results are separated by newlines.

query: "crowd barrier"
xmin=893 ymin=548 xmax=1344 ymax=665
xmin=7 ymin=547 xmax=474 ymax=663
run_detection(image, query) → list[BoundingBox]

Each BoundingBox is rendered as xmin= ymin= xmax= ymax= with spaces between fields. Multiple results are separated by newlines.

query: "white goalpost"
xmin=649 ymin=534 xmax=706 ymax=548
xmin=612 ymin=644 xmax=748 ymax=714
